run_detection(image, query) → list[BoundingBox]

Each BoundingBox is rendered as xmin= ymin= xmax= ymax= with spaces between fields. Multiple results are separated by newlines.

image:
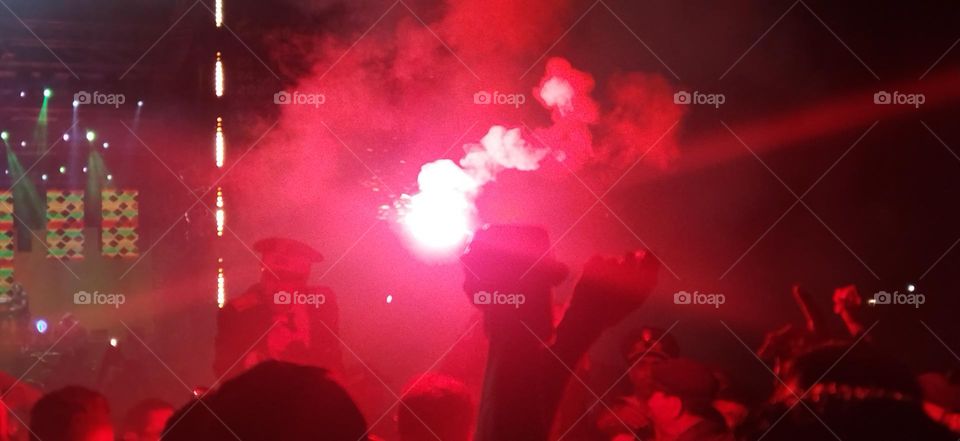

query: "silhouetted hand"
xmin=832 ymin=284 xmax=862 ymax=315
xmin=568 ymin=250 xmax=660 ymax=327
xmin=832 ymin=284 xmax=865 ymax=337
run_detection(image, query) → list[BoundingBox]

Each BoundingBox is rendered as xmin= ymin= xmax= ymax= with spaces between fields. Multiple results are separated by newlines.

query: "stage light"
xmin=0 ymin=131 xmax=7 ymax=141
xmin=41 ymin=174 xmax=48 ymax=181
xmin=102 ymin=142 xmax=109 ymax=149
xmin=217 ymin=266 xmax=226 ymax=308
xmin=62 ymin=133 xmax=70 ymax=141
xmin=216 ymin=187 xmax=224 ymax=236
xmin=82 ymin=166 xmax=88 ymax=173
xmin=20 ymin=141 xmax=26 ymax=147
xmin=43 ymin=88 xmax=52 ymax=98
xmin=215 ymin=117 xmax=224 ymax=167
xmin=59 ymin=166 xmax=66 ymax=174
xmin=907 ymin=283 xmax=916 ymax=293
xmin=19 ymin=91 xmax=26 ymax=98
xmin=72 ymin=100 xmax=79 ymax=107
xmin=109 ymin=337 xmax=118 ymax=347
xmin=86 ymin=130 xmax=95 ymax=142
xmin=35 ymin=319 xmax=48 ymax=334
xmin=106 ymin=174 xmax=113 ymax=181
xmin=137 ymin=100 xmax=143 ymax=107
xmin=215 ymin=0 xmax=223 ymax=27
xmin=215 ymin=52 xmax=224 ymax=97
xmin=386 ymin=294 xmax=393 ymax=304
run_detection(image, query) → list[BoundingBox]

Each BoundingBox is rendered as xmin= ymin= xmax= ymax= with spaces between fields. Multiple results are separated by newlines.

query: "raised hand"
xmin=569 ymin=250 xmax=661 ymax=327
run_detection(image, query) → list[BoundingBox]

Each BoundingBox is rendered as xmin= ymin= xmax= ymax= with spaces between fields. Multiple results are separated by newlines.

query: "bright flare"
xmin=401 ymin=160 xmax=476 ymax=252
xmin=399 ymin=126 xmax=550 ymax=255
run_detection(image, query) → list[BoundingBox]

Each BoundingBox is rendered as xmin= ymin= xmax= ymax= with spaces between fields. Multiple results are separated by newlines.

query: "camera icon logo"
xmin=74 ymin=290 xmax=92 ymax=304
xmin=274 ymin=290 xmax=292 ymax=305
xmin=473 ymin=290 xmax=492 ymax=305
xmin=473 ymin=90 xmax=492 ymax=105
xmin=673 ymin=91 xmax=691 ymax=105
xmin=74 ymin=91 xmax=91 ymax=105
xmin=873 ymin=291 xmax=892 ymax=305
xmin=274 ymin=91 xmax=291 ymax=105
xmin=873 ymin=91 xmax=891 ymax=105
xmin=674 ymin=290 xmax=692 ymax=304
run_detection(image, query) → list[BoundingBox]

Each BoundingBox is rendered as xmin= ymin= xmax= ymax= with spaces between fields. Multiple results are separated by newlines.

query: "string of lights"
xmin=214 ymin=0 xmax=226 ymax=308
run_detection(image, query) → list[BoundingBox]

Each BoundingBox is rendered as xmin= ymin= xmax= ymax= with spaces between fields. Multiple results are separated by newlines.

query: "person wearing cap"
xmin=213 ymin=237 xmax=342 ymax=380
xmin=463 ymin=224 xmax=661 ymax=441
xmin=595 ymin=327 xmax=681 ymax=440
xmin=646 ymin=358 xmax=733 ymax=441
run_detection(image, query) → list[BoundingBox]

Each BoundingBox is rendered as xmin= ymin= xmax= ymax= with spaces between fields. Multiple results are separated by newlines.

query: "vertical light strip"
xmin=215 ymin=117 xmax=225 ymax=168
xmin=215 ymin=0 xmax=223 ymax=27
xmin=217 ymin=260 xmax=226 ymax=308
xmin=215 ymin=187 xmax=225 ymax=237
xmin=215 ymin=0 xmax=225 ymax=308
xmin=214 ymin=52 xmax=224 ymax=97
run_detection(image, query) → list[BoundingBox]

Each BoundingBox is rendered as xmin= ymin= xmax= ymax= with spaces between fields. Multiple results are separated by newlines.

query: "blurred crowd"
xmin=2 ymin=225 xmax=958 ymax=441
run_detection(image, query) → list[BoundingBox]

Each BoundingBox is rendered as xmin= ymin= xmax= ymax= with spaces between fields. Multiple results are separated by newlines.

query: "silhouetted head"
xmin=253 ymin=237 xmax=323 ymax=291
xmin=30 ymin=386 xmax=113 ymax=441
xmin=622 ymin=326 xmax=680 ymax=398
xmin=397 ymin=374 xmax=474 ymax=441
xmin=646 ymin=358 xmax=720 ymax=428
xmin=120 ymin=398 xmax=174 ymax=441
xmin=163 ymin=361 xmax=367 ymax=441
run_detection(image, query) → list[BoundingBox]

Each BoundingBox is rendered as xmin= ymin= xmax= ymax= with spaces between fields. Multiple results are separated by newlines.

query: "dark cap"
xmin=651 ymin=358 xmax=718 ymax=406
xmin=253 ymin=237 xmax=323 ymax=263
xmin=461 ymin=224 xmax=568 ymax=285
xmin=624 ymin=327 xmax=680 ymax=363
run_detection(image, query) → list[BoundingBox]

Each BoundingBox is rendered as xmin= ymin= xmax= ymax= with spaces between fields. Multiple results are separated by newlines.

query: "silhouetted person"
xmin=163 ymin=360 xmax=367 ymax=440
xmin=397 ymin=374 xmax=474 ymax=441
xmin=119 ymin=399 xmax=174 ymax=441
xmin=463 ymin=224 xmax=660 ymax=441
xmin=594 ymin=327 xmax=681 ymax=440
xmin=214 ymin=237 xmax=342 ymax=379
xmin=757 ymin=343 xmax=955 ymax=441
xmin=29 ymin=386 xmax=113 ymax=441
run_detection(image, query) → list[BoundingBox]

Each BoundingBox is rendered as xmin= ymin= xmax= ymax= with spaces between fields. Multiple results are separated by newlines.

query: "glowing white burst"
xmin=399 ymin=126 xmax=550 ymax=255
xmin=401 ymin=160 xmax=476 ymax=252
